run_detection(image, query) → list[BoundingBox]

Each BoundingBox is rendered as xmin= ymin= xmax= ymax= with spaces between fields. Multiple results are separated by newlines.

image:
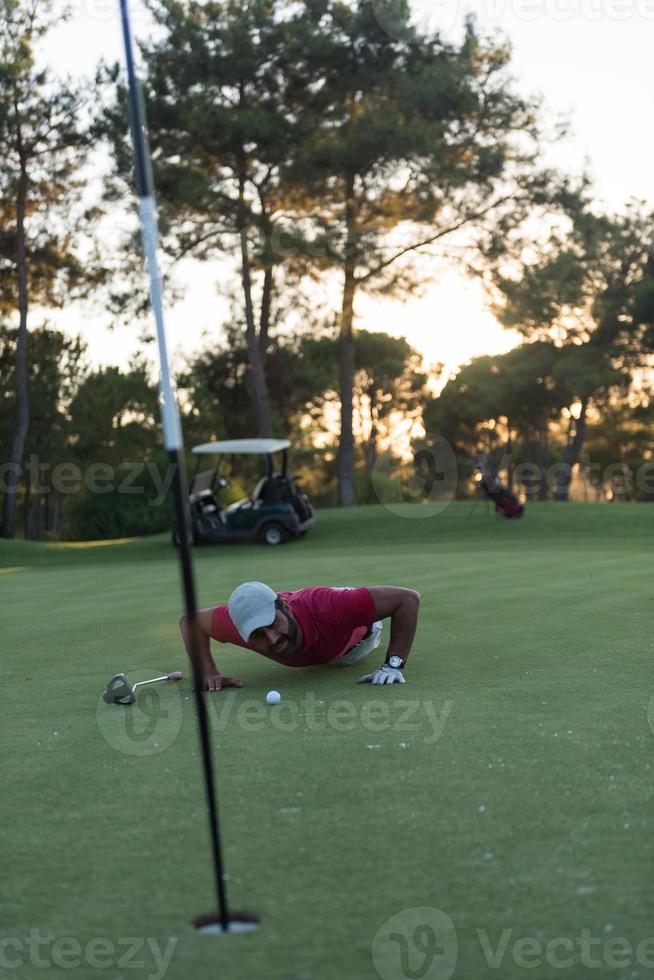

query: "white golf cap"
xmin=228 ymin=582 xmax=278 ymax=641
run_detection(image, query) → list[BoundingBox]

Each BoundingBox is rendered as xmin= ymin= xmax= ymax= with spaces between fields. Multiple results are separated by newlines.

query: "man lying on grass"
xmin=179 ymin=582 xmax=421 ymax=691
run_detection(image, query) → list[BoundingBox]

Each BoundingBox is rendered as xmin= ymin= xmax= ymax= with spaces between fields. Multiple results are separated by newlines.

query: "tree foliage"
xmin=485 ymin=188 xmax=654 ymax=498
xmin=0 ymin=0 xmax=93 ymax=536
xmin=283 ymin=3 xmax=556 ymax=504
xmin=96 ymin=0 xmax=556 ymax=505
xmin=96 ymin=0 xmax=324 ymax=437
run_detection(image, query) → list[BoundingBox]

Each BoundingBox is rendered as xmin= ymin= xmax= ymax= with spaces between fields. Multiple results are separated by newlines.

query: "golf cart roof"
xmin=192 ymin=439 xmax=291 ymax=456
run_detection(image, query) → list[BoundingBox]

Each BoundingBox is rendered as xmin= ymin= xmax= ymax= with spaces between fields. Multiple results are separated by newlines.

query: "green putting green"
xmin=2 ymin=502 xmax=653 ymax=980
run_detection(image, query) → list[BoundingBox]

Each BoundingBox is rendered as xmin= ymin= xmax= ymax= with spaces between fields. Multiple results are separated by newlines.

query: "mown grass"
xmin=2 ymin=501 xmax=653 ymax=980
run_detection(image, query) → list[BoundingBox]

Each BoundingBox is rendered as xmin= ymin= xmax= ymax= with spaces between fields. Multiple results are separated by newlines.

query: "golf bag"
xmin=476 ymin=457 xmax=525 ymax=519
xmin=488 ymin=484 xmax=524 ymax=519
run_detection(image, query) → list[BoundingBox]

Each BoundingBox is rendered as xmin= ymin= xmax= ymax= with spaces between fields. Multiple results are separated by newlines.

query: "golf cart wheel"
xmin=260 ymin=522 xmax=289 ymax=546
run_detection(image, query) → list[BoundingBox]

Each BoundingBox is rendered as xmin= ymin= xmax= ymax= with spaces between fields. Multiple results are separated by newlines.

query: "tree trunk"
xmin=363 ymin=388 xmax=378 ymax=477
xmin=36 ymin=492 xmax=46 ymax=539
xmin=23 ymin=468 xmax=31 ymax=538
xmin=2 ymin=144 xmax=29 ymax=540
xmin=50 ymin=494 xmax=62 ymax=540
xmin=238 ymin=170 xmax=273 ymax=438
xmin=337 ymin=174 xmax=357 ymax=507
xmin=364 ymin=432 xmax=377 ymax=477
xmin=537 ymin=412 xmax=549 ymax=500
xmin=259 ymin=265 xmax=273 ymax=357
xmin=338 ymin=266 xmax=357 ymax=506
xmin=554 ymin=398 xmax=589 ymax=501
xmin=27 ymin=492 xmax=42 ymax=540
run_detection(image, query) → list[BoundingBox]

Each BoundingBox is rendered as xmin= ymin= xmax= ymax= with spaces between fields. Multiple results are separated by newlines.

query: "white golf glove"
xmin=358 ymin=665 xmax=405 ymax=685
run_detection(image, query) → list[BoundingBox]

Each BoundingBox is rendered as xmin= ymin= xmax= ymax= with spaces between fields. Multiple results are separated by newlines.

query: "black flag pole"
xmin=117 ymin=0 xmax=258 ymax=935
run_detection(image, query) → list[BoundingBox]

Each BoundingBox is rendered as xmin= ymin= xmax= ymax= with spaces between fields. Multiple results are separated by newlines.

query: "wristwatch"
xmin=386 ymin=655 xmax=405 ymax=670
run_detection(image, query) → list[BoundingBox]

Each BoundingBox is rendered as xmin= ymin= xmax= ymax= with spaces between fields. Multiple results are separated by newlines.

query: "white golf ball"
xmin=266 ymin=690 xmax=281 ymax=705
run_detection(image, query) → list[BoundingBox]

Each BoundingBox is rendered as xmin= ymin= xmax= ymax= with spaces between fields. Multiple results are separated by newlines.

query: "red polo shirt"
xmin=210 ymin=586 xmax=376 ymax=667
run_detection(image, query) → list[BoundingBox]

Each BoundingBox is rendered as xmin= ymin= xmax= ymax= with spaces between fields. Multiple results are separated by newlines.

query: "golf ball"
xmin=266 ymin=690 xmax=281 ymax=705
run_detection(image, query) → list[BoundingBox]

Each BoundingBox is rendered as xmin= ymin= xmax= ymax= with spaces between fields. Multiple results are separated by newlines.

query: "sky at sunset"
xmin=39 ymin=0 xmax=652 ymax=379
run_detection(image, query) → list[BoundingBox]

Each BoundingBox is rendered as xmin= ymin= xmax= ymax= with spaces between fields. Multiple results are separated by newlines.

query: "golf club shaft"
xmin=132 ymin=671 xmax=183 ymax=691
xmin=118 ymin=0 xmax=230 ymax=933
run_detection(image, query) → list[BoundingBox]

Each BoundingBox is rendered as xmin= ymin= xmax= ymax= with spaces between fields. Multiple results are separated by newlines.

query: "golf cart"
xmin=172 ymin=438 xmax=315 ymax=547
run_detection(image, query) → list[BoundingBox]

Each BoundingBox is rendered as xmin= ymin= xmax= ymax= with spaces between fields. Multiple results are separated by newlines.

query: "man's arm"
xmin=358 ymin=586 xmax=421 ymax=685
xmin=367 ymin=586 xmax=421 ymax=664
xmin=179 ymin=608 xmax=243 ymax=692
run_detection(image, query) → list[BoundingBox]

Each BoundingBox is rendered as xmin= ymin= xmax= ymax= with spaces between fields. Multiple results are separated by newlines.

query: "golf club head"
xmin=102 ymin=673 xmax=136 ymax=705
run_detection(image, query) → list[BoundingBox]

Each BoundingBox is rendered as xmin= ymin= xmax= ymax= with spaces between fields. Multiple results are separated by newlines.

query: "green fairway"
xmin=2 ymin=502 xmax=653 ymax=980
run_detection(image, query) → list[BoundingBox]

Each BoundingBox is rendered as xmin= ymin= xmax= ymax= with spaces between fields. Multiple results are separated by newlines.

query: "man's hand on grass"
xmin=358 ymin=665 xmax=405 ymax=685
xmin=203 ymin=672 xmax=243 ymax=692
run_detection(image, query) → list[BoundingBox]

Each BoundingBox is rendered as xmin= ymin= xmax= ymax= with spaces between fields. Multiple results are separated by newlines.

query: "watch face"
xmin=388 ymin=656 xmax=403 ymax=669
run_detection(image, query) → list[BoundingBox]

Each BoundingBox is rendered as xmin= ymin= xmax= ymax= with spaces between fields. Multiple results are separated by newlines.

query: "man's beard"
xmin=271 ymin=610 xmax=299 ymax=656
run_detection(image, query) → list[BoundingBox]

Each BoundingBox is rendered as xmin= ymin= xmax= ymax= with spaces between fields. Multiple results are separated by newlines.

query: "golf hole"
xmin=193 ymin=912 xmax=260 ymax=935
